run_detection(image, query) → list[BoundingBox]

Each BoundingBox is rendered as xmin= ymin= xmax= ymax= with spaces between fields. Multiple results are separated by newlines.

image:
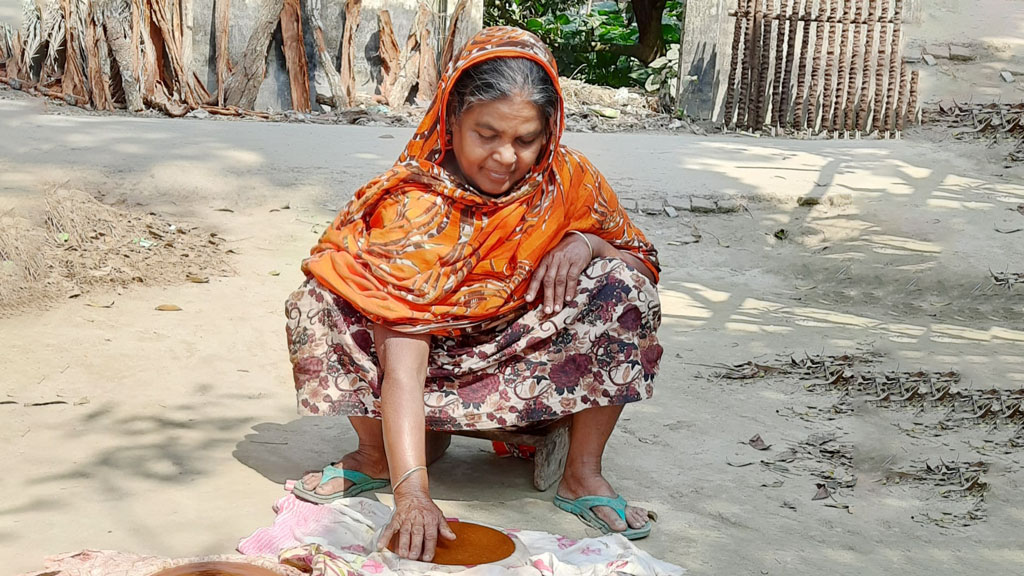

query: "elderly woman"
xmin=285 ymin=26 xmax=662 ymax=561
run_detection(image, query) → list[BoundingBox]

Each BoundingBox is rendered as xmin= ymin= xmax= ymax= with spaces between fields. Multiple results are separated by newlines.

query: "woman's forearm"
xmin=373 ymin=324 xmax=432 ymax=493
xmin=585 ymin=234 xmax=657 ymax=285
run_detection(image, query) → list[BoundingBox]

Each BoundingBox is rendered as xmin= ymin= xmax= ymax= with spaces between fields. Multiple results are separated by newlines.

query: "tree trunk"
xmin=280 ymin=0 xmax=310 ymax=111
xmin=223 ymin=0 xmax=285 ymax=109
xmin=601 ymin=0 xmax=667 ymax=65
xmin=215 ymin=0 xmax=231 ymax=105
xmin=339 ymin=0 xmax=361 ymax=106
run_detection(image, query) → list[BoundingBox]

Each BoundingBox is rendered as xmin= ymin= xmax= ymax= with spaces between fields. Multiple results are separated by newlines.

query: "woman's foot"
xmin=556 ymin=469 xmax=650 ymax=532
xmin=300 ymin=448 xmax=390 ymax=497
xmin=300 ymin=431 xmax=452 ymax=498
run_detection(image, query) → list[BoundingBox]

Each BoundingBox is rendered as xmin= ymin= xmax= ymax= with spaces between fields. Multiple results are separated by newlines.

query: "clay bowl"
xmin=149 ymin=562 xmax=284 ymax=576
xmin=386 ymin=520 xmax=525 ymax=567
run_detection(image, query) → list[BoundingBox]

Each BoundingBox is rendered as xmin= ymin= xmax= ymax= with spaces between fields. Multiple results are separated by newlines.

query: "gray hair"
xmin=448 ymin=57 xmax=558 ymax=126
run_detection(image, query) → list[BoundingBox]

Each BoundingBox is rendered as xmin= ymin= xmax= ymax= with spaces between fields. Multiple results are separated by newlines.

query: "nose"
xmin=493 ymin=142 xmax=516 ymax=167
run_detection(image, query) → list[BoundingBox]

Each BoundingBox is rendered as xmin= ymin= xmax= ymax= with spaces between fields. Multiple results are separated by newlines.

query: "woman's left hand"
xmin=525 ymin=232 xmax=593 ymax=315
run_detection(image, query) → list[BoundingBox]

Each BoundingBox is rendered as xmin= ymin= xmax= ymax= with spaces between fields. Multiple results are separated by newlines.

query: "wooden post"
xmin=830 ymin=0 xmax=852 ymax=133
xmin=844 ymin=0 xmax=866 ymax=132
xmin=855 ymin=0 xmax=877 ymax=132
xmin=793 ymin=0 xmax=813 ymax=130
xmin=808 ymin=0 xmax=828 ymax=131
xmin=780 ymin=0 xmax=801 ymax=126
xmin=723 ymin=0 xmax=749 ymax=127
xmin=820 ymin=0 xmax=839 ymax=131
xmin=870 ymin=0 xmax=890 ymax=132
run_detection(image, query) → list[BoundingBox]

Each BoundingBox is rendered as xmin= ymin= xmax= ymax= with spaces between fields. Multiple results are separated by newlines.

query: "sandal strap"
xmin=562 ymin=494 xmax=629 ymax=521
xmin=319 ymin=465 xmax=376 ymax=487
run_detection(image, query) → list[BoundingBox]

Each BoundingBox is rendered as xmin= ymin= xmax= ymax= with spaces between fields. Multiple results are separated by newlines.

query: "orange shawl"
xmin=303 ymin=26 xmax=659 ymax=335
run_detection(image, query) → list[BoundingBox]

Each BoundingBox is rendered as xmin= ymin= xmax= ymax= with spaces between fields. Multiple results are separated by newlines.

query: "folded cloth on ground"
xmin=16 ymin=550 xmax=304 ymax=576
xmin=238 ymin=489 xmax=684 ymax=576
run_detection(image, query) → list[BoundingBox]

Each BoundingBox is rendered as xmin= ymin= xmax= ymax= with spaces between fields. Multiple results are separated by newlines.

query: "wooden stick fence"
xmin=724 ymin=0 xmax=918 ymax=136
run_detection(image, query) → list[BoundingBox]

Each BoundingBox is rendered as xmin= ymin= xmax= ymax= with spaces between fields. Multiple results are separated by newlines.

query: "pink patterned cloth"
xmin=238 ymin=490 xmax=683 ymax=576
xmin=16 ymin=550 xmax=303 ymax=576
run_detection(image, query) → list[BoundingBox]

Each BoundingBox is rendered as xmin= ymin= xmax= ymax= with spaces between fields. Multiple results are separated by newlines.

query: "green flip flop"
xmin=553 ymin=494 xmax=655 ymax=540
xmin=292 ymin=465 xmax=390 ymax=504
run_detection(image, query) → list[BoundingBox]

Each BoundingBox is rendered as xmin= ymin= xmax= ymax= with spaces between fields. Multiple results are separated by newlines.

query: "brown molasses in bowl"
xmin=387 ymin=520 xmax=516 ymax=566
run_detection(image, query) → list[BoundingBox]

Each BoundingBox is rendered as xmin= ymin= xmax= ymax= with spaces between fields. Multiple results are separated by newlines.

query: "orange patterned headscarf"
xmin=303 ymin=26 xmax=659 ymax=335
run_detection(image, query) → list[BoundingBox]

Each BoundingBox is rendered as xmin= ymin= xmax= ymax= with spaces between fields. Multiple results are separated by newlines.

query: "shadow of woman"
xmin=233 ymin=417 xmax=540 ymax=501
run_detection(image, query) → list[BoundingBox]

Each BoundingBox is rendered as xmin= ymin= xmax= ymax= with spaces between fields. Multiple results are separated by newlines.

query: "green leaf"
xmin=649 ymin=56 xmax=670 ymax=69
xmin=556 ymin=12 xmax=571 ymax=26
xmin=525 ymin=17 xmax=544 ymax=31
xmin=662 ymin=23 xmax=680 ymax=43
xmin=645 ymin=70 xmax=665 ymax=92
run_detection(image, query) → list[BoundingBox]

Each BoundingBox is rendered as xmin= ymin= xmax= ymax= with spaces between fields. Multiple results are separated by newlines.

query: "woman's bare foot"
xmin=301 ymin=431 xmax=452 ymax=497
xmin=556 ymin=469 xmax=650 ymax=532
xmin=300 ymin=448 xmax=390 ymax=497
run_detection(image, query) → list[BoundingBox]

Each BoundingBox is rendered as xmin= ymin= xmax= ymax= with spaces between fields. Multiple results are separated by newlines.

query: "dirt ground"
xmin=3 ymin=78 xmax=1024 ymax=576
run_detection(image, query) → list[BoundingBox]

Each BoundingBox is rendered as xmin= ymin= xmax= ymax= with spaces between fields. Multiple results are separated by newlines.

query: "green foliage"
xmin=484 ymin=0 xmax=685 ymax=90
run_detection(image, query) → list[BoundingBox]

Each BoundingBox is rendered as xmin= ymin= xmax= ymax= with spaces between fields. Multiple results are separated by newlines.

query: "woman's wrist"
xmin=393 ymin=472 xmax=430 ymax=498
xmin=586 ymin=234 xmax=617 ymax=259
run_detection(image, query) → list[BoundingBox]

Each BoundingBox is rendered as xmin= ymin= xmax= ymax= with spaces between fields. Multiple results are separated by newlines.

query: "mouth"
xmin=485 ymin=169 xmax=512 ymax=182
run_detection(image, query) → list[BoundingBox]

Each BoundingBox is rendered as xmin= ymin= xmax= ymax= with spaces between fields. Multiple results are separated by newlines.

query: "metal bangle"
xmin=392 ymin=465 xmax=427 ymax=491
xmin=569 ymin=230 xmax=594 ymax=260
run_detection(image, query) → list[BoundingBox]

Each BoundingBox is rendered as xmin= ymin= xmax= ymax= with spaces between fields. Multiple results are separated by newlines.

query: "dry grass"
xmin=0 ymin=188 xmax=232 ymax=315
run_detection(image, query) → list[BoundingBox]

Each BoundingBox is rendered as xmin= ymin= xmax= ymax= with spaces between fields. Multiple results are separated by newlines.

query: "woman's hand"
xmin=525 ymin=232 xmax=593 ymax=314
xmin=377 ymin=479 xmax=456 ymax=562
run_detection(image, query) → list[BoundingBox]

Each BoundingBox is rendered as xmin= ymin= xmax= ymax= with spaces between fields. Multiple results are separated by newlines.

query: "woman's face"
xmin=448 ymin=96 xmax=547 ymax=197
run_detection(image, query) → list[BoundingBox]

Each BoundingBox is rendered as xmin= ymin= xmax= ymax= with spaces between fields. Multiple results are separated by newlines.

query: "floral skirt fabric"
xmin=285 ymin=258 xmax=662 ymax=431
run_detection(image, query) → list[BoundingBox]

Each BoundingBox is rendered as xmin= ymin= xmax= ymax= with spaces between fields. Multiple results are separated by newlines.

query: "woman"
xmin=285 ymin=26 xmax=662 ymax=562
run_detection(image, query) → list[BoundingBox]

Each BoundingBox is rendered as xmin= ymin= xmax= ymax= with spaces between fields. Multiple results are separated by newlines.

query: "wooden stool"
xmin=445 ymin=417 xmax=571 ymax=491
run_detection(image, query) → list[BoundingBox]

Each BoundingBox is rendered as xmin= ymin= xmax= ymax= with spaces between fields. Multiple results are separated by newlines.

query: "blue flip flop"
xmin=292 ymin=465 xmax=390 ymax=504
xmin=553 ymin=494 xmax=655 ymax=540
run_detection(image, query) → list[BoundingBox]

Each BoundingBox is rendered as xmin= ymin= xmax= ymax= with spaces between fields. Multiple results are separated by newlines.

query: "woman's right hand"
xmin=377 ymin=481 xmax=457 ymax=562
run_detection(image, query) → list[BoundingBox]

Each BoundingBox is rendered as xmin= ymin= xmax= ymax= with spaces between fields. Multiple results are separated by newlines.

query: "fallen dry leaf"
xmin=812 ymin=483 xmax=832 ymax=501
xmin=214 ymin=207 xmax=235 ymax=213
xmin=726 ymin=460 xmax=756 ymax=467
xmin=186 ymin=274 xmax=209 ymax=283
xmin=24 ymin=400 xmax=69 ymax=407
xmin=748 ymin=433 xmax=772 ymax=451
xmin=1016 ymin=204 xmax=1024 ymax=216
xmin=995 ymin=227 xmax=1023 ymax=234
xmin=269 ymin=270 xmax=281 ymax=276
xmin=86 ymin=301 xmax=115 ymax=308
xmin=155 ymin=304 xmax=183 ymax=311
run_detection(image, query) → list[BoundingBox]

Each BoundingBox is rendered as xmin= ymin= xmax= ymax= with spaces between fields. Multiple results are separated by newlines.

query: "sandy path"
xmin=3 ymin=90 xmax=1024 ymax=575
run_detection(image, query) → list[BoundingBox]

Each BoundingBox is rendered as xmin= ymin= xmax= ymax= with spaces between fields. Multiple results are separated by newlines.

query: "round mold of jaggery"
xmin=386 ymin=520 xmax=517 ymax=566
xmin=149 ymin=561 xmax=284 ymax=576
